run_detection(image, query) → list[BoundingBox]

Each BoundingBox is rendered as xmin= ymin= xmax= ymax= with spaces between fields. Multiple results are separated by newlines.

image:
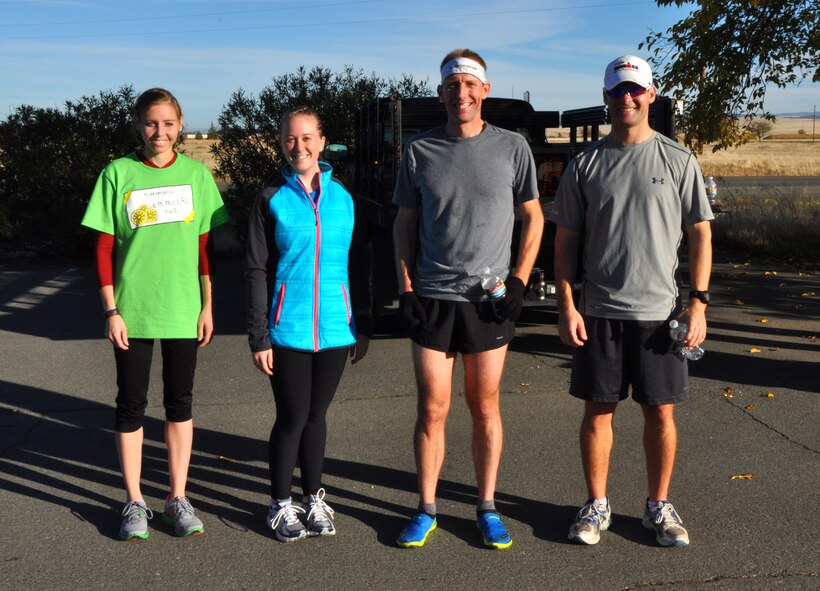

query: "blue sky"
xmin=1 ymin=0 xmax=817 ymax=131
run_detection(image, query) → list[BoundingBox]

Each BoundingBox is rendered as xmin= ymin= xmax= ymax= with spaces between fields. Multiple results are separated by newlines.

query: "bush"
xmin=0 ymin=86 xmax=139 ymax=259
xmin=212 ymin=66 xmax=431 ymax=244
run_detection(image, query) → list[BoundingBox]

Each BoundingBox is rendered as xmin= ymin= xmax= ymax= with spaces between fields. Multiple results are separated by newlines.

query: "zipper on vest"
xmin=296 ymin=176 xmax=322 ymax=352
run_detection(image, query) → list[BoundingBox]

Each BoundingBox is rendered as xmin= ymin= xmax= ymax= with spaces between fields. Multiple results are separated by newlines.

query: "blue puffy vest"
xmin=268 ymin=162 xmax=356 ymax=351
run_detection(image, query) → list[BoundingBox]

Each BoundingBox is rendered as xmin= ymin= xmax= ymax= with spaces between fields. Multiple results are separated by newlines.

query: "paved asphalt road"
xmin=1 ymin=257 xmax=818 ymax=590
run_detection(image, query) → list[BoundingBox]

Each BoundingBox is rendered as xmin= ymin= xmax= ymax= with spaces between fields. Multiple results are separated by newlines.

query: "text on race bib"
xmin=125 ymin=185 xmax=195 ymax=230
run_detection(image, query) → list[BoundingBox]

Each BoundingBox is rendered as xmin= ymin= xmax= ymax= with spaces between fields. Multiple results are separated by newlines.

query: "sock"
xmin=477 ymin=499 xmax=496 ymax=515
xmin=274 ymin=497 xmax=292 ymax=509
xmin=647 ymin=499 xmax=667 ymax=512
xmin=593 ymin=497 xmax=608 ymax=507
xmin=419 ymin=502 xmax=436 ymax=518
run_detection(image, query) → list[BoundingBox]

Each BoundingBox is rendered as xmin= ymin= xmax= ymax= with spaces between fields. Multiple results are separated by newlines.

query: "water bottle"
xmin=668 ymin=319 xmax=704 ymax=361
xmin=704 ymin=176 xmax=717 ymax=207
xmin=480 ymin=267 xmax=506 ymax=300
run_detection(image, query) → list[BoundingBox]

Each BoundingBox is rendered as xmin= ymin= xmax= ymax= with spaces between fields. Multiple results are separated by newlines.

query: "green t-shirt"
xmin=81 ymin=153 xmax=229 ymax=338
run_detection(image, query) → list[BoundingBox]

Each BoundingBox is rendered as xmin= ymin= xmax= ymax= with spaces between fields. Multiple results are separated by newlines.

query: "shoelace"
xmin=172 ymin=497 xmax=196 ymax=517
xmin=122 ymin=501 xmax=154 ymax=523
xmin=577 ymin=503 xmax=607 ymax=526
xmin=654 ymin=503 xmax=683 ymax=527
xmin=271 ymin=504 xmax=306 ymax=529
xmin=307 ymin=489 xmax=335 ymax=523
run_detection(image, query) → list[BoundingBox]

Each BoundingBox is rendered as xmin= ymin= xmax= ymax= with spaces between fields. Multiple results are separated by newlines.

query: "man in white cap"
xmin=550 ymin=54 xmax=713 ymax=547
xmin=392 ymin=48 xmax=543 ymax=549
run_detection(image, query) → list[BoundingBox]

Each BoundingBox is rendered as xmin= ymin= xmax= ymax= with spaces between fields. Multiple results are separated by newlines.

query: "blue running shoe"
xmin=477 ymin=512 xmax=512 ymax=549
xmin=396 ymin=513 xmax=437 ymax=548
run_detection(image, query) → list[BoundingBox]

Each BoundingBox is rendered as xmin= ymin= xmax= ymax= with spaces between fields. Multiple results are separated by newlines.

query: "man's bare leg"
xmin=462 ymin=345 xmax=508 ymax=501
xmin=412 ymin=343 xmax=457 ymax=504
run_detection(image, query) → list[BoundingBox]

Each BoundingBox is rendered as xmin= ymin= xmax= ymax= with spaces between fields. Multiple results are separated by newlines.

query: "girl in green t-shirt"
xmin=81 ymin=88 xmax=228 ymax=541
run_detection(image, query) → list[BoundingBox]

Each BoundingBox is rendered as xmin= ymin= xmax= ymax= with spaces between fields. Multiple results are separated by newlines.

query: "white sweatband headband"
xmin=440 ymin=57 xmax=487 ymax=84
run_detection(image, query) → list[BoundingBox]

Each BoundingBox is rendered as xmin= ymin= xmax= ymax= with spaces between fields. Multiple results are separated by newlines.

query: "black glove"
xmin=399 ymin=291 xmax=427 ymax=330
xmin=494 ymin=276 xmax=526 ymax=321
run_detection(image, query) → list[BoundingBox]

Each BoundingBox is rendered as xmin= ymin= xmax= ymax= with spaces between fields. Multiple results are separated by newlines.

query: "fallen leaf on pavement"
xmin=731 ymin=473 xmax=755 ymax=480
xmin=765 ymin=392 xmax=776 ymax=398
xmin=764 ymin=271 xmax=777 ymax=276
xmin=802 ymin=292 xmax=816 ymax=297
xmin=745 ymin=405 xmax=756 ymax=410
xmin=749 ymin=348 xmax=762 ymax=353
xmin=733 ymin=299 xmax=745 ymax=305
xmin=757 ymin=318 xmax=769 ymax=323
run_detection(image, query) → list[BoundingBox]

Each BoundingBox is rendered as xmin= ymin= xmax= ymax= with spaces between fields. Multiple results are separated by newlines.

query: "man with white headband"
xmin=551 ymin=54 xmax=713 ymax=548
xmin=392 ymin=48 xmax=543 ymax=549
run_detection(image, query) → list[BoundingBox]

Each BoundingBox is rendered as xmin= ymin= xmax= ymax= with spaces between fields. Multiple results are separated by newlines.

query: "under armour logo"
xmin=652 ymin=177 xmax=665 ymax=184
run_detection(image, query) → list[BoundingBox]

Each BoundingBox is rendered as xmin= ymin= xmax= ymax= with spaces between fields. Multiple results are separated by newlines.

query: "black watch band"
xmin=104 ymin=307 xmax=121 ymax=318
xmin=688 ymin=290 xmax=710 ymax=305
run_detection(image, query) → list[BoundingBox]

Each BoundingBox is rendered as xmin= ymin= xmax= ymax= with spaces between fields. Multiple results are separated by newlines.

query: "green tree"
xmin=642 ymin=0 xmax=819 ymax=151
xmin=0 ymin=86 xmax=138 ymax=257
xmin=207 ymin=122 xmax=219 ymax=139
xmin=212 ymin=65 xmax=432 ymax=243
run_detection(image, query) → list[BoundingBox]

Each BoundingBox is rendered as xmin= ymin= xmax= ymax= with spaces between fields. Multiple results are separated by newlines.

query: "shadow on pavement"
xmin=0 ymin=256 xmax=248 ymax=341
xmin=1 ymin=379 xmax=569 ymax=546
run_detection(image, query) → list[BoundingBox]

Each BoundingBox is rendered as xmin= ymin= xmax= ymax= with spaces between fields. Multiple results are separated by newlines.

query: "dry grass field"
xmin=180 ymin=139 xmax=219 ymax=175
xmin=698 ymin=141 xmax=819 ymax=176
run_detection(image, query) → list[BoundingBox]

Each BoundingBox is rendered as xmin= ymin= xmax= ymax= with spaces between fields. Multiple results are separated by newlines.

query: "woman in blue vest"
xmin=246 ymin=106 xmax=371 ymax=542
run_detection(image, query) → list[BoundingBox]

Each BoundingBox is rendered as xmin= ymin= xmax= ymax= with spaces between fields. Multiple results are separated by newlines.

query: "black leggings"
xmin=113 ymin=338 xmax=198 ymax=432
xmin=268 ymin=346 xmax=348 ymax=500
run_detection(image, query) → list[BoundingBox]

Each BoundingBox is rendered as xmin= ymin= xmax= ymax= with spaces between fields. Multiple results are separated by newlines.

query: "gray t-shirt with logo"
xmin=393 ymin=124 xmax=538 ymax=301
xmin=550 ymin=132 xmax=713 ymax=320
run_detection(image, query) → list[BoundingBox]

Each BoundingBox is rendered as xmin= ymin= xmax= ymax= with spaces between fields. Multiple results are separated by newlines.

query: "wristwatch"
xmin=688 ymin=290 xmax=710 ymax=305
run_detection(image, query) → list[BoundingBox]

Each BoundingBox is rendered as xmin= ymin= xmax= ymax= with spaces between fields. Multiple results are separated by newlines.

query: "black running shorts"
xmin=411 ymin=296 xmax=515 ymax=354
xmin=570 ymin=316 xmax=688 ymax=406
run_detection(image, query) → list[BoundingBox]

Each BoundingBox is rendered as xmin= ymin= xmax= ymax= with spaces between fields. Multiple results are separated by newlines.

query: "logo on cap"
xmin=614 ymin=62 xmax=640 ymax=73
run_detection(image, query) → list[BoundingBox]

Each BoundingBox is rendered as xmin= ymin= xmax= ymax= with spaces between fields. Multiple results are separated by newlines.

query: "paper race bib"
xmin=125 ymin=185 xmax=195 ymax=230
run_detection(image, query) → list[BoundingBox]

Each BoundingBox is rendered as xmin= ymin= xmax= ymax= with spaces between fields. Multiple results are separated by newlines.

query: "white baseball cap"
xmin=604 ymin=55 xmax=653 ymax=91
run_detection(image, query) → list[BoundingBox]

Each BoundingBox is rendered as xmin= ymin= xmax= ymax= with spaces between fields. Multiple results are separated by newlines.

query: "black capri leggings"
xmin=113 ymin=338 xmax=198 ymax=433
xmin=268 ymin=346 xmax=349 ymax=500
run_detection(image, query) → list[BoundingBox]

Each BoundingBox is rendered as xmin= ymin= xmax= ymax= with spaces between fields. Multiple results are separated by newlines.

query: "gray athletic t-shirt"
xmin=393 ymin=124 xmax=538 ymax=301
xmin=550 ymin=132 xmax=713 ymax=320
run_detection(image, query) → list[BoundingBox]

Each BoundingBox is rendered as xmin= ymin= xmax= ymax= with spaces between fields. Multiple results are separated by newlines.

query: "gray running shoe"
xmin=162 ymin=496 xmax=204 ymax=537
xmin=267 ymin=502 xmax=308 ymax=542
xmin=642 ymin=501 xmax=689 ymax=547
xmin=305 ymin=488 xmax=336 ymax=536
xmin=568 ymin=499 xmax=612 ymax=545
xmin=119 ymin=500 xmax=153 ymax=541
